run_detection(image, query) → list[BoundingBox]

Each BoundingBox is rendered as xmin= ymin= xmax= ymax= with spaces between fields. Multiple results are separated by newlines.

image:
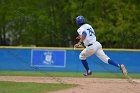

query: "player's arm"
xmin=74 ymin=31 xmax=86 ymax=48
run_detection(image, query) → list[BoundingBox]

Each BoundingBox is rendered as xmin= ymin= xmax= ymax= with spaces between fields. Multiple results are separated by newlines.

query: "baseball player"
xmin=74 ymin=16 xmax=127 ymax=76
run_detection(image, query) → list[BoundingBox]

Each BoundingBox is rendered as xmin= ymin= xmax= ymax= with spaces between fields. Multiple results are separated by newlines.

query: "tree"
xmin=0 ymin=0 xmax=139 ymax=48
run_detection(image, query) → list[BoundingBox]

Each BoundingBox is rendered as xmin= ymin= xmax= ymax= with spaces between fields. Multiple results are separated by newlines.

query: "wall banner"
xmin=31 ymin=49 xmax=66 ymax=67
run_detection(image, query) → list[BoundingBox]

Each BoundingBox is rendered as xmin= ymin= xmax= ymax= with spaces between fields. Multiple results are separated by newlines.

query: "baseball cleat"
xmin=83 ymin=70 xmax=92 ymax=76
xmin=120 ymin=64 xmax=127 ymax=76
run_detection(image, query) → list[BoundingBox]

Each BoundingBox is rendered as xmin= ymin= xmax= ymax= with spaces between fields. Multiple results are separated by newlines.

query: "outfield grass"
xmin=0 ymin=70 xmax=140 ymax=79
xmin=0 ymin=81 xmax=77 ymax=93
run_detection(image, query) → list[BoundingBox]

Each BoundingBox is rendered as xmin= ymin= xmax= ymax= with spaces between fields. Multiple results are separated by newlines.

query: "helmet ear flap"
xmin=76 ymin=16 xmax=85 ymax=26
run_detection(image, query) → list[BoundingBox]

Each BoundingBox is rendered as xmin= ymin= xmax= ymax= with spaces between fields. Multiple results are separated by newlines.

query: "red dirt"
xmin=0 ymin=76 xmax=140 ymax=93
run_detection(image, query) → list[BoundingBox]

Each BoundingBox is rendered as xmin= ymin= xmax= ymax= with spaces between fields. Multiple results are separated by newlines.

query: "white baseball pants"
xmin=79 ymin=41 xmax=110 ymax=64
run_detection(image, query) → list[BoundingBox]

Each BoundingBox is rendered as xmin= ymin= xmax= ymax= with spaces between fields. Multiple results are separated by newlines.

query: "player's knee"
xmin=79 ymin=53 xmax=87 ymax=60
xmin=97 ymin=55 xmax=110 ymax=64
xmin=101 ymin=57 xmax=110 ymax=64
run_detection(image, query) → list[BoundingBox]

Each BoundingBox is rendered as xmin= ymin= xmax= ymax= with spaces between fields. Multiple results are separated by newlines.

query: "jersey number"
xmin=87 ymin=28 xmax=95 ymax=36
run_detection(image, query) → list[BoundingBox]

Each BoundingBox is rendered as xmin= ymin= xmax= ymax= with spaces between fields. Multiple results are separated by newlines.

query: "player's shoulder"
xmin=77 ymin=25 xmax=84 ymax=33
xmin=77 ymin=24 xmax=92 ymax=33
xmin=85 ymin=24 xmax=92 ymax=28
xmin=77 ymin=24 xmax=89 ymax=30
xmin=81 ymin=24 xmax=92 ymax=29
xmin=77 ymin=27 xmax=83 ymax=33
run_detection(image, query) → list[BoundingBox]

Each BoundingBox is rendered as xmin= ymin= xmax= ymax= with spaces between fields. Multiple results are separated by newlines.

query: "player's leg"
xmin=95 ymin=48 xmax=120 ymax=68
xmin=95 ymin=42 xmax=127 ymax=76
xmin=81 ymin=60 xmax=91 ymax=76
xmin=79 ymin=48 xmax=94 ymax=76
xmin=95 ymin=48 xmax=127 ymax=76
xmin=108 ymin=59 xmax=120 ymax=68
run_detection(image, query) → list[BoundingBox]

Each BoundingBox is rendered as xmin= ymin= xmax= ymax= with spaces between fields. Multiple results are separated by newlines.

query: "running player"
xmin=74 ymin=16 xmax=127 ymax=76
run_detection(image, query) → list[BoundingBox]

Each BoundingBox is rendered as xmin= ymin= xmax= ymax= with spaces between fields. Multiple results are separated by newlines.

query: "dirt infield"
xmin=0 ymin=76 xmax=140 ymax=93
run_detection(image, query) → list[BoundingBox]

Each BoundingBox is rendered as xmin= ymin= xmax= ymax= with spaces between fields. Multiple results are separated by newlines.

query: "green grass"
xmin=0 ymin=71 xmax=140 ymax=93
xmin=0 ymin=70 xmax=140 ymax=79
xmin=0 ymin=81 xmax=77 ymax=93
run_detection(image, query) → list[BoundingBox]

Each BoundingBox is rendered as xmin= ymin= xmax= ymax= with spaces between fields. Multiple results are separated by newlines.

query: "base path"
xmin=0 ymin=76 xmax=140 ymax=93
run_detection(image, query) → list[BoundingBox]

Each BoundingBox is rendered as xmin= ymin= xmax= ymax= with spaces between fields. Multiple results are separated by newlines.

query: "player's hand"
xmin=74 ymin=44 xmax=79 ymax=48
xmin=74 ymin=42 xmax=81 ymax=48
xmin=76 ymin=35 xmax=80 ymax=39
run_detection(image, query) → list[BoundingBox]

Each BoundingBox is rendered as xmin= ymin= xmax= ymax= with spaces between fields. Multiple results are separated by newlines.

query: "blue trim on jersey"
xmin=82 ymin=31 xmax=87 ymax=37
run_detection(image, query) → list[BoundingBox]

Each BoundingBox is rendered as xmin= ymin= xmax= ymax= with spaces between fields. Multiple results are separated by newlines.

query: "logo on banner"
xmin=31 ymin=49 xmax=66 ymax=67
xmin=43 ymin=52 xmax=54 ymax=65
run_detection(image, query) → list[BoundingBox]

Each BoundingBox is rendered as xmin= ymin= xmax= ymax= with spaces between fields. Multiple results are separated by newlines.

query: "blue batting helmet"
xmin=76 ymin=16 xmax=85 ymax=26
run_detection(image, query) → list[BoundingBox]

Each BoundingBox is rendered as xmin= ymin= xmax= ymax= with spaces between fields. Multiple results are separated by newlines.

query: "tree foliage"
xmin=0 ymin=0 xmax=139 ymax=48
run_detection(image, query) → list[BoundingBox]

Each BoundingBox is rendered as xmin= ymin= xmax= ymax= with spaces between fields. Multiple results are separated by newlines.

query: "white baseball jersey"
xmin=77 ymin=24 xmax=110 ymax=64
xmin=77 ymin=24 xmax=96 ymax=46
